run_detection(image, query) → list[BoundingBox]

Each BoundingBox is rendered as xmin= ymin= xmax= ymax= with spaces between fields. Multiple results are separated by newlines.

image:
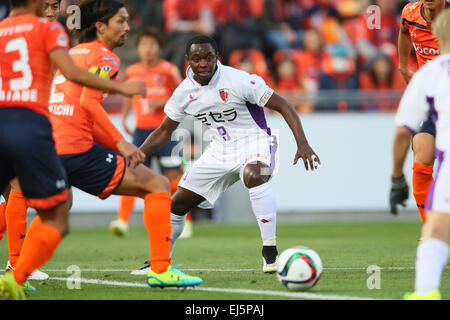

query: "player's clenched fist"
xmin=293 ymin=143 xmax=321 ymax=171
xmin=116 ymin=138 xmax=146 ymax=168
xmin=120 ymin=80 xmax=147 ymax=97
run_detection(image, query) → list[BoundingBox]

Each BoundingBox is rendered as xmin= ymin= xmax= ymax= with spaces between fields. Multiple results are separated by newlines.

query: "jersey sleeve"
xmin=44 ymin=21 xmax=69 ymax=53
xmin=395 ymin=67 xmax=430 ymax=133
xmin=88 ymin=54 xmax=120 ymax=80
xmin=239 ymin=73 xmax=274 ymax=107
xmin=164 ymin=88 xmax=185 ymax=123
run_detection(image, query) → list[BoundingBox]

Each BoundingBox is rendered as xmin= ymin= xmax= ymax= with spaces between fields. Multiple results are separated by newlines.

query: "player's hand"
xmin=389 ymin=175 xmax=409 ymax=215
xmin=399 ymin=68 xmax=414 ymax=84
xmin=116 ymin=138 xmax=146 ymax=168
xmin=120 ymin=80 xmax=147 ymax=97
xmin=293 ymin=143 xmax=321 ymax=171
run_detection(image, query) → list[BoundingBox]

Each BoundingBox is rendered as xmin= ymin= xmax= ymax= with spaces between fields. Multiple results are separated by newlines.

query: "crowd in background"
xmin=0 ymin=0 xmax=417 ymax=112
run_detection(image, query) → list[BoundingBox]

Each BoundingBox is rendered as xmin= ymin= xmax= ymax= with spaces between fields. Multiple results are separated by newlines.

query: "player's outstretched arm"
xmin=265 ymin=92 xmax=320 ymax=171
xmin=398 ymin=24 xmax=414 ymax=84
xmin=139 ymin=116 xmax=180 ymax=156
xmin=80 ymin=88 xmax=145 ymax=168
xmin=121 ymin=97 xmax=134 ymax=136
xmin=49 ymin=48 xmax=146 ymax=97
xmin=389 ymin=125 xmax=411 ymax=214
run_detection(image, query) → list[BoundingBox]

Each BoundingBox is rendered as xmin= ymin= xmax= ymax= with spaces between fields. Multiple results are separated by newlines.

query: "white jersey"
xmin=167 ymin=62 xmax=277 ymax=208
xmin=164 ymin=61 xmax=274 ymax=147
xmin=396 ymin=53 xmax=450 ymax=156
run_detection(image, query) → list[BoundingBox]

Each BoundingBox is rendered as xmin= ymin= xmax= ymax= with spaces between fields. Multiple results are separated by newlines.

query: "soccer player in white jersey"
xmin=140 ymin=35 xmax=320 ymax=273
xmin=395 ymin=10 xmax=450 ymax=300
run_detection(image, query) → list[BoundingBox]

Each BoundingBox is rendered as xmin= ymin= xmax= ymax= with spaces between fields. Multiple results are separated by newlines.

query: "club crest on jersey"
xmin=219 ymin=89 xmax=229 ymax=103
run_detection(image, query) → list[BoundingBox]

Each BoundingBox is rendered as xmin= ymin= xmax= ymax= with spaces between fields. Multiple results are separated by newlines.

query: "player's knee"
xmin=150 ymin=175 xmax=171 ymax=193
xmin=413 ymin=135 xmax=435 ymax=166
xmin=243 ymin=163 xmax=271 ymax=189
xmin=422 ymin=213 xmax=450 ymax=240
xmin=171 ymin=198 xmax=189 ymax=215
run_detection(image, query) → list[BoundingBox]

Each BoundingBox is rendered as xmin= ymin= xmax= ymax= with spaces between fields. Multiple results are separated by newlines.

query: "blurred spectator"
xmin=359 ymin=54 xmax=406 ymax=111
xmin=212 ymin=0 xmax=263 ymax=64
xmin=271 ymin=56 xmax=311 ymax=112
xmin=260 ymin=0 xmax=312 ymax=54
xmin=292 ymin=28 xmax=328 ymax=92
xmin=0 ymin=1 xmax=10 ymax=21
xmin=317 ymin=45 xmax=359 ymax=111
xmin=162 ymin=0 xmax=215 ymax=72
xmin=134 ymin=0 xmax=164 ymax=30
xmin=228 ymin=48 xmax=270 ymax=81
xmin=343 ymin=0 xmax=401 ymax=66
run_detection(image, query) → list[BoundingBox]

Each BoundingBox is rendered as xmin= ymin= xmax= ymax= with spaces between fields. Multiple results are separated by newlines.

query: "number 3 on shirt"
xmin=0 ymin=37 xmax=33 ymax=90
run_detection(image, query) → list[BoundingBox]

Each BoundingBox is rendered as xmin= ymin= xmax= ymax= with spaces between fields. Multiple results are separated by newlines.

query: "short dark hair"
xmin=9 ymin=0 xmax=28 ymax=8
xmin=136 ymin=27 xmax=165 ymax=47
xmin=73 ymin=0 xmax=124 ymax=43
xmin=185 ymin=35 xmax=218 ymax=56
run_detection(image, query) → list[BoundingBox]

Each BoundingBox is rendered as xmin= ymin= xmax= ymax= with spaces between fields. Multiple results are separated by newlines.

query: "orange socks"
xmin=13 ymin=216 xmax=61 ymax=285
xmin=0 ymin=202 xmax=6 ymax=240
xmin=6 ymin=191 xmax=28 ymax=267
xmin=118 ymin=196 xmax=135 ymax=224
xmin=412 ymin=161 xmax=434 ymax=223
xmin=143 ymin=192 xmax=171 ymax=274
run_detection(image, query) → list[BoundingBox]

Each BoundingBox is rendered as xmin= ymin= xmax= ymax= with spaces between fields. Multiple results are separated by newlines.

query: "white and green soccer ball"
xmin=276 ymin=245 xmax=323 ymax=291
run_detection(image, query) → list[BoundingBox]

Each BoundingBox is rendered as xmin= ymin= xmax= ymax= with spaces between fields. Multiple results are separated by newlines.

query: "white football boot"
xmin=179 ymin=220 xmax=193 ymax=239
xmin=130 ymin=261 xmax=150 ymax=275
xmin=109 ymin=219 xmax=129 ymax=237
xmin=6 ymin=261 xmax=49 ymax=280
xmin=262 ymin=256 xmax=278 ymax=274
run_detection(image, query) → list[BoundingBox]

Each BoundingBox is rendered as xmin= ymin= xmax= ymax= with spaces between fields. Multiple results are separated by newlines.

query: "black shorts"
xmin=0 ymin=107 xmax=68 ymax=210
xmin=416 ymin=111 xmax=436 ymax=137
xmin=60 ymin=144 xmax=126 ymax=199
xmin=133 ymin=128 xmax=181 ymax=171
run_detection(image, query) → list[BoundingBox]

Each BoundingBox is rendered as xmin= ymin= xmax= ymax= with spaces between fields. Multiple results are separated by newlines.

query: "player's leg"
xmin=5 ymin=178 xmax=27 ymax=269
xmin=412 ymin=124 xmax=436 ymax=223
xmin=170 ymin=186 xmax=206 ymax=253
xmin=405 ymin=155 xmax=450 ymax=300
xmin=0 ymin=108 xmax=70 ymax=299
xmin=0 ymin=184 xmax=11 ymax=240
xmin=158 ymin=138 xmax=194 ymax=239
xmin=3 ymin=178 xmax=50 ymax=281
xmin=114 ymin=164 xmax=203 ymax=286
xmin=405 ymin=212 xmax=449 ymax=300
xmin=113 ymin=129 xmax=151 ymax=233
xmin=242 ymin=161 xmax=278 ymax=273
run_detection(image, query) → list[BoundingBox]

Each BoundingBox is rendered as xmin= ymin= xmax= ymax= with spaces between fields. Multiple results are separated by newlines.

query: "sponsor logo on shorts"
xmin=106 ymin=153 xmax=114 ymax=163
xmin=56 ymin=179 xmax=66 ymax=189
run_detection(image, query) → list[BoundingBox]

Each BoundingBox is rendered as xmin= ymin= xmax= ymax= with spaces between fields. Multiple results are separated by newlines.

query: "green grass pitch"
xmin=0 ymin=219 xmax=448 ymax=300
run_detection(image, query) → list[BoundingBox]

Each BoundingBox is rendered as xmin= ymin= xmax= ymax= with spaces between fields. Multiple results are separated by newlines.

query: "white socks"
xmin=415 ymin=238 xmax=449 ymax=295
xmin=170 ymin=213 xmax=185 ymax=256
xmin=248 ymin=183 xmax=277 ymax=244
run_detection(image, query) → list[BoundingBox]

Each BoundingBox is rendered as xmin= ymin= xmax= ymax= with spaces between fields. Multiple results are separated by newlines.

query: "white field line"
xmin=37 ymin=266 xmax=450 ymax=272
xmin=48 ymin=276 xmax=380 ymax=300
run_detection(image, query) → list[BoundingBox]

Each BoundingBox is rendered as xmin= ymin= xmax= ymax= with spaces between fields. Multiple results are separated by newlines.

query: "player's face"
xmin=102 ymin=7 xmax=130 ymax=49
xmin=137 ymin=36 xmax=161 ymax=63
xmin=43 ymin=0 xmax=60 ymax=20
xmin=187 ymin=43 xmax=217 ymax=84
xmin=421 ymin=0 xmax=445 ymax=10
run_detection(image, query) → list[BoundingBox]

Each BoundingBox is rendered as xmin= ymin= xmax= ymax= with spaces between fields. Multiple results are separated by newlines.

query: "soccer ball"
xmin=276 ymin=245 xmax=322 ymax=291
